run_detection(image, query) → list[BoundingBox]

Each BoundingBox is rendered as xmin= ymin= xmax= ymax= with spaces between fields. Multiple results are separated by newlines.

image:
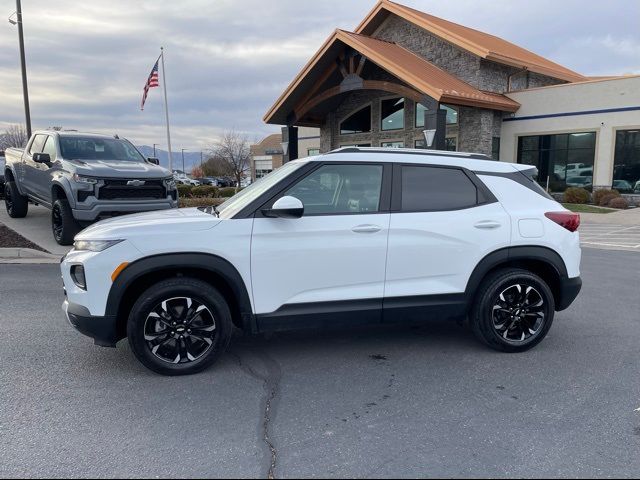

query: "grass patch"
xmin=562 ymin=203 xmax=615 ymax=214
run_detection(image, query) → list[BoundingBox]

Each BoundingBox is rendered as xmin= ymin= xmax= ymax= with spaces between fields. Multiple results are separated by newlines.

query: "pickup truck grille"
xmin=98 ymin=179 xmax=166 ymax=200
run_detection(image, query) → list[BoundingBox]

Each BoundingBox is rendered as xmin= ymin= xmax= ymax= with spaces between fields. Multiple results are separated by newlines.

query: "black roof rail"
xmin=326 ymin=147 xmax=491 ymax=161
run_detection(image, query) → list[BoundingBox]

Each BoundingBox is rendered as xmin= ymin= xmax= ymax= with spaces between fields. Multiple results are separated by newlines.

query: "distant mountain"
xmin=137 ymin=145 xmax=205 ymax=173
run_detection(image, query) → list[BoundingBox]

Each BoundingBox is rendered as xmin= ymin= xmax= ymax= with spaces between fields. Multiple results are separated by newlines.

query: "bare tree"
xmin=202 ymin=154 xmax=233 ymax=177
xmin=209 ymin=130 xmax=250 ymax=189
xmin=0 ymin=124 xmax=29 ymax=150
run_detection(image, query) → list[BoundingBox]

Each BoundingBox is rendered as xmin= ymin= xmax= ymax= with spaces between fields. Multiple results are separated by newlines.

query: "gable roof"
xmin=356 ymin=0 xmax=586 ymax=83
xmin=264 ymin=29 xmax=519 ymax=124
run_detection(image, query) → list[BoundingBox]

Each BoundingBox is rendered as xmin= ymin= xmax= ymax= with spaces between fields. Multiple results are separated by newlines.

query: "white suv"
xmin=61 ymin=148 xmax=582 ymax=375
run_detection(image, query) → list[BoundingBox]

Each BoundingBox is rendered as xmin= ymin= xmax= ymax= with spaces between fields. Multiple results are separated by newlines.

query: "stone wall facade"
xmin=317 ymin=14 xmax=566 ymax=156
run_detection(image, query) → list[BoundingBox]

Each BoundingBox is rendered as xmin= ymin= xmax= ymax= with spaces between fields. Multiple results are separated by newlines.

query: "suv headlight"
xmin=73 ymin=239 xmax=123 ymax=252
xmin=164 ymin=177 xmax=176 ymax=190
xmin=72 ymin=174 xmax=98 ymax=184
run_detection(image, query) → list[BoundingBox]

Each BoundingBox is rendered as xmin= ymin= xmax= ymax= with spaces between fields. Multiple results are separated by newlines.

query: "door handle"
xmin=474 ymin=220 xmax=502 ymax=230
xmin=352 ymin=224 xmax=382 ymax=234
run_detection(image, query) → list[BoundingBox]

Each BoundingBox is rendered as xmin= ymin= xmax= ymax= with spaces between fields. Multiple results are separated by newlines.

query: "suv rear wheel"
xmin=4 ymin=181 xmax=29 ymax=218
xmin=471 ymin=268 xmax=555 ymax=352
xmin=52 ymin=199 xmax=80 ymax=245
xmin=127 ymin=277 xmax=233 ymax=376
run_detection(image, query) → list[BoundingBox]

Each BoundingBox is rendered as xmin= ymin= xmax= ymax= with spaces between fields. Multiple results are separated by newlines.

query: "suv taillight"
xmin=545 ymin=211 xmax=580 ymax=232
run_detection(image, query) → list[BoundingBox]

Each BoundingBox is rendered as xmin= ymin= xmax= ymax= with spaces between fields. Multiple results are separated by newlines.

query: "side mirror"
xmin=147 ymin=157 xmax=160 ymax=165
xmin=33 ymin=153 xmax=51 ymax=164
xmin=262 ymin=196 xmax=304 ymax=219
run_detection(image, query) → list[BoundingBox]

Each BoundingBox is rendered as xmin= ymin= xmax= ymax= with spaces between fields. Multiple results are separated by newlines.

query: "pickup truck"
xmin=3 ymin=130 xmax=178 ymax=245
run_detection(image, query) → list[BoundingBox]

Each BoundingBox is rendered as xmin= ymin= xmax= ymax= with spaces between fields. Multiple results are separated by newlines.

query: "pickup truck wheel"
xmin=51 ymin=199 xmax=80 ymax=245
xmin=127 ymin=277 xmax=233 ymax=376
xmin=470 ymin=268 xmax=555 ymax=353
xmin=4 ymin=181 xmax=29 ymax=218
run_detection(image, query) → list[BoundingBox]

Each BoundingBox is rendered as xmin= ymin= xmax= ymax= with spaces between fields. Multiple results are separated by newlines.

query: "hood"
xmin=76 ymin=208 xmax=221 ymax=240
xmin=66 ymin=159 xmax=171 ymax=178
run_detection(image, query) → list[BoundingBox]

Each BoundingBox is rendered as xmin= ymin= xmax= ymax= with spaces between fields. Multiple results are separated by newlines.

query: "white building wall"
xmin=501 ymin=76 xmax=640 ymax=187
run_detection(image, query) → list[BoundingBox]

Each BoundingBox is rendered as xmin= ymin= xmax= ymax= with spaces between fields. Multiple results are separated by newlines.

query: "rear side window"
xmin=401 ymin=166 xmax=478 ymax=211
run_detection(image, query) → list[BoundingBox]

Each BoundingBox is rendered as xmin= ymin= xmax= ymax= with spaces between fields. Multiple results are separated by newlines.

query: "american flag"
xmin=141 ymin=58 xmax=160 ymax=111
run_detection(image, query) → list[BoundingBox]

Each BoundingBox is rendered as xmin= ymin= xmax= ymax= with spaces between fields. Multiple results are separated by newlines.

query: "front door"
xmin=22 ymin=134 xmax=47 ymax=198
xmin=251 ymin=162 xmax=391 ymax=330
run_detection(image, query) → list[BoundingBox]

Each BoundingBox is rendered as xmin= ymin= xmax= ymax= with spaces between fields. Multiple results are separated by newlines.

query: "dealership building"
xmin=264 ymin=0 xmax=640 ymax=193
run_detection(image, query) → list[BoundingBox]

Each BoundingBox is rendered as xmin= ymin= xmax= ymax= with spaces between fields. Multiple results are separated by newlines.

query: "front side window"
xmin=42 ymin=136 xmax=57 ymax=161
xmin=59 ymin=136 xmax=146 ymax=163
xmin=401 ymin=166 xmax=477 ymax=211
xmin=285 ymin=164 xmax=383 ymax=215
xmin=381 ymin=141 xmax=404 ymax=148
xmin=381 ymin=98 xmax=405 ymax=131
xmin=415 ymin=104 xmax=458 ymax=128
xmin=29 ymin=135 xmax=47 ymax=156
xmin=307 ymin=148 xmax=320 ymax=156
xmin=340 ymin=105 xmax=371 ymax=135
xmin=613 ymin=129 xmax=640 ymax=193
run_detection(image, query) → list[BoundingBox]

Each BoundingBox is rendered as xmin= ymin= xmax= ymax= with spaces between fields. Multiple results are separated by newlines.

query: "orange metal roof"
xmin=340 ymin=31 xmax=520 ymax=111
xmin=264 ymin=30 xmax=520 ymax=124
xmin=356 ymin=0 xmax=586 ymax=83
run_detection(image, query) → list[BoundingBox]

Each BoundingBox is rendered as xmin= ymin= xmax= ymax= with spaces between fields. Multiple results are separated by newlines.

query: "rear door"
xmin=383 ymin=163 xmax=511 ymax=322
xmin=251 ymin=162 xmax=391 ymax=329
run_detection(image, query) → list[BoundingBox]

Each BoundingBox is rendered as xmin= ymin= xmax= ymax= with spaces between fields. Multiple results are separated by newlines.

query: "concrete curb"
xmin=0 ymin=248 xmax=61 ymax=264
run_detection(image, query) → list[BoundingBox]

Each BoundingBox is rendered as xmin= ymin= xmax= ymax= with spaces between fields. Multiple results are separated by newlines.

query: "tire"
xmin=470 ymin=268 xmax=555 ymax=353
xmin=4 ymin=181 xmax=28 ymax=218
xmin=127 ymin=277 xmax=233 ymax=376
xmin=51 ymin=198 xmax=81 ymax=246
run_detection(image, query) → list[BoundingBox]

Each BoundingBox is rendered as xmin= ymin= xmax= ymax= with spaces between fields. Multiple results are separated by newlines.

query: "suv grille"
xmin=98 ymin=179 xmax=166 ymax=200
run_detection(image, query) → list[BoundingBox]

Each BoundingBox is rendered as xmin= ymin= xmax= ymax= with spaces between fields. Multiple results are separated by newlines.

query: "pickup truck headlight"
xmin=72 ymin=174 xmax=98 ymax=184
xmin=73 ymin=239 xmax=123 ymax=252
xmin=163 ymin=177 xmax=176 ymax=190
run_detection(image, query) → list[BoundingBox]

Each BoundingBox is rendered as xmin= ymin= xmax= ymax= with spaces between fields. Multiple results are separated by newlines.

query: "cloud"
xmin=0 ymin=0 xmax=638 ymax=148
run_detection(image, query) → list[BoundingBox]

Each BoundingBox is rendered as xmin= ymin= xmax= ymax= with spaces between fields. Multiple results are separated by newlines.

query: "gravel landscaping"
xmin=0 ymin=223 xmax=48 ymax=253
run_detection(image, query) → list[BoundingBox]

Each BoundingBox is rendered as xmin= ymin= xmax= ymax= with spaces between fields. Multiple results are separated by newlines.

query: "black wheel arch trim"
xmin=105 ymin=252 xmax=255 ymax=334
xmin=464 ymin=246 xmax=571 ymax=310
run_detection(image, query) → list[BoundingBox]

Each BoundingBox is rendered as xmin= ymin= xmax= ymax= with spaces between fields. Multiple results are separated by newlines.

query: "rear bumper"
xmin=72 ymin=199 xmax=177 ymax=221
xmin=63 ymin=300 xmax=118 ymax=347
xmin=557 ymin=276 xmax=582 ymax=311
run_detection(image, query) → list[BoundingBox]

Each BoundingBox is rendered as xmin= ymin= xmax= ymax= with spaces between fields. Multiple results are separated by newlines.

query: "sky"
xmin=1 ymin=0 xmax=639 ymax=151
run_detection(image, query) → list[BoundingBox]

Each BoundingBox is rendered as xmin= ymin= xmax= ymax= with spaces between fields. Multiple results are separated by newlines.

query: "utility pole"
xmin=14 ymin=0 xmax=32 ymax=137
xmin=181 ymin=148 xmax=186 ymax=172
xmin=153 ymin=143 xmax=159 ymax=157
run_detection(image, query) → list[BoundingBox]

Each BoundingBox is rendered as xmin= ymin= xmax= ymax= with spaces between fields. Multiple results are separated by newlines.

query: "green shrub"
xmin=177 ymin=184 xmax=193 ymax=198
xmin=219 ymin=187 xmax=237 ymax=198
xmin=563 ymin=187 xmax=590 ymax=204
xmin=593 ymin=189 xmax=619 ymax=206
xmin=598 ymin=193 xmax=619 ymax=207
xmin=179 ymin=197 xmax=225 ymax=208
xmin=608 ymin=196 xmax=628 ymax=210
xmin=191 ymin=185 xmax=218 ymax=198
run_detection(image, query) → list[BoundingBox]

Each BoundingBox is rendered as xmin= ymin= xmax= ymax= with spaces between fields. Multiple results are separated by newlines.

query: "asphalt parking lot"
xmin=1 ymin=247 xmax=639 ymax=478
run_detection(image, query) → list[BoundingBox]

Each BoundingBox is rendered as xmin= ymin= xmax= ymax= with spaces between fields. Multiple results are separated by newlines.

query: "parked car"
xmin=612 ymin=179 xmax=633 ymax=193
xmin=200 ymin=177 xmax=220 ymax=187
xmin=173 ymin=172 xmax=199 ymax=186
xmin=566 ymin=176 xmax=593 ymax=190
xmin=3 ymin=130 xmax=177 ymax=245
xmin=61 ymin=147 xmax=582 ymax=375
xmin=0 ymin=152 xmax=5 ymax=198
xmin=634 ymin=180 xmax=640 ymax=193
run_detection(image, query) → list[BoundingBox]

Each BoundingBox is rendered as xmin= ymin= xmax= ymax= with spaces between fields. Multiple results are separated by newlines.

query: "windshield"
xmin=218 ymin=162 xmax=305 ymax=219
xmin=60 ymin=136 xmax=146 ymax=162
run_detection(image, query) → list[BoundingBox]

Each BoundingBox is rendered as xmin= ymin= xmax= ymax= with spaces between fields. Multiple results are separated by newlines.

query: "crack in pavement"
xmin=230 ymin=347 xmax=282 ymax=479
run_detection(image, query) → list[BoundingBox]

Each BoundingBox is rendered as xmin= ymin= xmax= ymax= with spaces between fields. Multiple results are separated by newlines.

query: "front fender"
xmin=51 ymin=173 xmax=76 ymax=208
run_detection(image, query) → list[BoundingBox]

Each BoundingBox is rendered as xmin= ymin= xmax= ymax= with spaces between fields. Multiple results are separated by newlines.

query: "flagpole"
xmin=160 ymin=47 xmax=173 ymax=173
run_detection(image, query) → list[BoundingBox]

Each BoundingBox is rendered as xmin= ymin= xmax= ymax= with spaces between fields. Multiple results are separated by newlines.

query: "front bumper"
xmin=72 ymin=198 xmax=177 ymax=221
xmin=556 ymin=276 xmax=582 ymax=311
xmin=63 ymin=300 xmax=118 ymax=347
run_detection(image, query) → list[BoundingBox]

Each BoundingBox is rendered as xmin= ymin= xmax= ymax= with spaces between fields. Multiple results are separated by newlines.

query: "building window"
xmin=492 ymin=137 xmax=500 ymax=161
xmin=414 ymin=137 xmax=455 ymax=150
xmin=613 ymin=129 xmax=640 ymax=193
xmin=381 ymin=141 xmax=404 ymax=148
xmin=517 ymin=132 xmax=596 ymax=192
xmin=340 ymin=105 xmax=371 ymax=135
xmin=381 ymin=98 xmax=405 ymax=131
xmin=307 ymin=148 xmax=320 ymax=156
xmin=254 ymin=158 xmax=273 ymax=179
xmin=415 ymin=104 xmax=458 ymax=128
xmin=341 ymin=144 xmax=371 ymax=148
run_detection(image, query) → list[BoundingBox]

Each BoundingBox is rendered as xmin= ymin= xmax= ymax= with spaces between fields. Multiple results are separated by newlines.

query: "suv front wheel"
xmin=127 ymin=277 xmax=233 ymax=376
xmin=471 ymin=268 xmax=555 ymax=352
